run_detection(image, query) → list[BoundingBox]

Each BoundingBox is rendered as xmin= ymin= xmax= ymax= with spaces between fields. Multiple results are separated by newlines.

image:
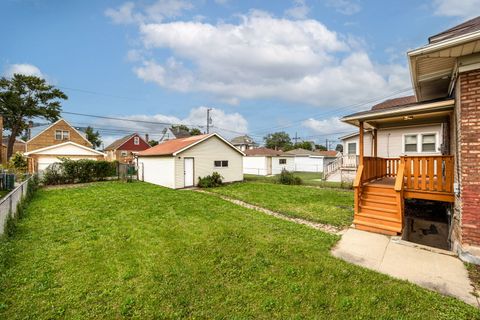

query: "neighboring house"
xmin=243 ymin=147 xmax=294 ymax=175
xmin=230 ymin=135 xmax=257 ymax=151
xmin=339 ymin=16 xmax=480 ymax=262
xmin=158 ymin=127 xmax=191 ymax=143
xmin=137 ymin=133 xmax=244 ymax=189
xmin=2 ymin=136 xmax=26 ymax=155
xmin=105 ymin=133 xmax=150 ymax=163
xmin=25 ymin=119 xmax=105 ymax=173
xmin=285 ymin=148 xmax=339 ymax=173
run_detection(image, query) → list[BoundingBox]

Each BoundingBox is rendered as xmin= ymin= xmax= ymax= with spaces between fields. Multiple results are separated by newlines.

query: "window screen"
xmin=214 ymin=160 xmax=228 ymax=167
xmin=279 ymin=159 xmax=287 ymax=164
xmin=404 ymin=135 xmax=417 ymax=152
xmin=347 ymin=143 xmax=356 ymax=155
xmin=422 ymin=134 xmax=436 ymax=152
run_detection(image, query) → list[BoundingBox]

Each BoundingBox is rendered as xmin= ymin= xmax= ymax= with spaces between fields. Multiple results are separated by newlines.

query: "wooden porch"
xmin=353 ymin=123 xmax=455 ymax=235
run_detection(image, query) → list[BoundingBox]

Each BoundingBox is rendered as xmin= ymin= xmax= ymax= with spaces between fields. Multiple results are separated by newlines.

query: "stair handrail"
xmin=394 ymin=160 xmax=405 ymax=192
xmin=353 ymin=164 xmax=364 ymax=214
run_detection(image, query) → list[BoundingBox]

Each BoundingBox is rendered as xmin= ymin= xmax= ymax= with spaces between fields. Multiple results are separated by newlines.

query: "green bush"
xmin=198 ymin=172 xmax=223 ymax=188
xmin=42 ymin=159 xmax=117 ymax=185
xmin=9 ymin=152 xmax=27 ymax=173
xmin=277 ymin=169 xmax=302 ymax=185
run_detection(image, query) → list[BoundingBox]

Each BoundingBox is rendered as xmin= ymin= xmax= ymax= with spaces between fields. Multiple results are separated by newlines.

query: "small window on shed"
xmin=279 ymin=159 xmax=287 ymax=164
xmin=134 ymin=136 xmax=140 ymax=145
xmin=214 ymin=160 xmax=228 ymax=167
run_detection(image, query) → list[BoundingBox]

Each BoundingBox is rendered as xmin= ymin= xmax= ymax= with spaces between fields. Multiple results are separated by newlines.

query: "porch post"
xmin=373 ymin=129 xmax=377 ymax=157
xmin=359 ymin=121 xmax=364 ymax=166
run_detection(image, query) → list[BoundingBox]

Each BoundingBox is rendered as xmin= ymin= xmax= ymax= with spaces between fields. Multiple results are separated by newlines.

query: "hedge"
xmin=43 ymin=158 xmax=118 ymax=185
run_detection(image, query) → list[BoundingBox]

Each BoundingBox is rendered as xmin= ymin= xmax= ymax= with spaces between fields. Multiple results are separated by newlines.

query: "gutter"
xmin=407 ymin=30 xmax=480 ymax=57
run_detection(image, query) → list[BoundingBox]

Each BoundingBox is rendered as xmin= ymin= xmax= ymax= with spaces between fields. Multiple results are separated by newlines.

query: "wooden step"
xmin=361 ymin=197 xmax=396 ymax=206
xmin=355 ymin=223 xmax=399 ymax=236
xmin=356 ymin=212 xmax=401 ymax=223
xmin=359 ymin=204 xmax=398 ymax=215
xmin=353 ymin=216 xmax=402 ymax=233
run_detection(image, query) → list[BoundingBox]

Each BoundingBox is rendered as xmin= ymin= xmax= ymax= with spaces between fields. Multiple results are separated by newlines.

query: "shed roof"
xmin=285 ymin=148 xmax=338 ymax=157
xmin=138 ymin=133 xmax=244 ymax=156
xmin=231 ymin=135 xmax=256 ymax=145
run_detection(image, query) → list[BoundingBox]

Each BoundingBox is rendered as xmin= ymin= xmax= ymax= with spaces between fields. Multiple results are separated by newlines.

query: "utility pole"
xmin=325 ymin=138 xmax=328 ymax=150
xmin=293 ymin=132 xmax=299 ymax=145
xmin=206 ymin=108 xmax=212 ymax=134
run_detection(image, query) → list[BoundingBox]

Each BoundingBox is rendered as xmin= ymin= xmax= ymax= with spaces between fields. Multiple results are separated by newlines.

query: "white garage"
xmin=285 ymin=148 xmax=340 ymax=172
xmin=25 ymin=141 xmax=106 ymax=173
xmin=137 ymin=133 xmax=244 ymax=189
xmin=243 ymin=148 xmax=294 ymax=175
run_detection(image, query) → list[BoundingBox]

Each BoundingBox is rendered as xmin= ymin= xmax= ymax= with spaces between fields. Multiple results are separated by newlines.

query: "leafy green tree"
xmin=189 ymin=128 xmax=202 ymax=136
xmin=9 ymin=152 xmax=27 ymax=173
xmin=264 ymin=132 xmax=292 ymax=151
xmin=149 ymin=140 xmax=159 ymax=147
xmin=0 ymin=74 xmax=67 ymax=158
xmin=85 ymin=126 xmax=102 ymax=148
xmin=293 ymin=141 xmax=314 ymax=151
xmin=315 ymin=144 xmax=327 ymax=151
xmin=335 ymin=144 xmax=343 ymax=153
xmin=170 ymin=125 xmax=202 ymax=136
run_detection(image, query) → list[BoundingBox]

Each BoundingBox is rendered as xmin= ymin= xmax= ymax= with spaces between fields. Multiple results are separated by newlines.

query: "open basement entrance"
xmin=402 ymin=199 xmax=451 ymax=251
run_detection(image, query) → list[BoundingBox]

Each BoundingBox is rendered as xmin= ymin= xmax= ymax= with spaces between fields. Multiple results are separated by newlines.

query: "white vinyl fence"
xmin=0 ymin=176 xmax=33 ymax=236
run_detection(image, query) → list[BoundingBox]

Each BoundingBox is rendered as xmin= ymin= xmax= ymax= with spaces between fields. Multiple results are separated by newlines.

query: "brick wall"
xmin=459 ymin=69 xmax=480 ymax=246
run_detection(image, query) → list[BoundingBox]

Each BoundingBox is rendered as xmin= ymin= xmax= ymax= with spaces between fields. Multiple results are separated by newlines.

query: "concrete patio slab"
xmin=332 ymin=228 xmax=479 ymax=307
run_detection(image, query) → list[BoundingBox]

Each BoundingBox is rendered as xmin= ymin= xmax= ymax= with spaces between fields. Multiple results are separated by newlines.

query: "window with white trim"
xmin=421 ymin=134 xmax=436 ymax=152
xmin=347 ymin=142 xmax=356 ymax=155
xmin=279 ymin=159 xmax=287 ymax=164
xmin=404 ymin=134 xmax=418 ymax=152
xmin=214 ymin=160 xmax=228 ymax=167
xmin=121 ymin=151 xmax=128 ymax=157
xmin=55 ymin=130 xmax=70 ymax=140
xmin=134 ymin=136 xmax=140 ymax=145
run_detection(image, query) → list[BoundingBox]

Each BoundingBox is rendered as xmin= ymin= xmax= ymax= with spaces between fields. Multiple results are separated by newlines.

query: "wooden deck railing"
xmin=361 ymin=157 xmax=401 ymax=183
xmin=402 ymin=155 xmax=454 ymax=194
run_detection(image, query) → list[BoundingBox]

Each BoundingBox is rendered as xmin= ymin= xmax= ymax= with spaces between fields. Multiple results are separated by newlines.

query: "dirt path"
xmin=196 ymin=189 xmax=345 ymax=235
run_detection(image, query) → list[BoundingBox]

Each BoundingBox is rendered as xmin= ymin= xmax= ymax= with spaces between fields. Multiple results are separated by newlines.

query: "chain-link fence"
xmin=0 ymin=176 xmax=32 ymax=236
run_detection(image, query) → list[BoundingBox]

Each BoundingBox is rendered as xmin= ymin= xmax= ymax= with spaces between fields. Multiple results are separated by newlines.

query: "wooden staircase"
xmin=354 ymin=184 xmax=403 ymax=235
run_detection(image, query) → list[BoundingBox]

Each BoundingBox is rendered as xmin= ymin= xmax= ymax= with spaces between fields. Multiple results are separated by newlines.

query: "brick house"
xmin=105 ymin=133 xmax=150 ymax=163
xmin=340 ymin=16 xmax=480 ymax=262
xmin=25 ymin=119 xmax=105 ymax=172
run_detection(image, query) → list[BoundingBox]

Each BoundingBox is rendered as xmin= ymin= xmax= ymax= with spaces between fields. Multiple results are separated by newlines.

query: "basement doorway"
xmin=402 ymin=199 xmax=451 ymax=251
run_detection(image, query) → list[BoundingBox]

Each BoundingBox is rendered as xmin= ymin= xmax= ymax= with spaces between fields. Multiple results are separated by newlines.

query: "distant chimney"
xmin=145 ymin=134 xmax=149 ymax=143
xmin=27 ymin=121 xmax=33 ymax=140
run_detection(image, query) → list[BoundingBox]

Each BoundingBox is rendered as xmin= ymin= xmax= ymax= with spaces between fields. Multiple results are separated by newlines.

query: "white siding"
xmin=174 ymin=136 xmax=243 ymax=188
xmin=341 ymin=124 xmax=443 ymax=158
xmin=293 ymin=156 xmax=324 ymax=172
xmin=272 ymin=156 xmax=295 ymax=174
xmin=138 ymin=156 xmax=175 ymax=189
xmin=243 ymin=156 xmax=268 ymax=175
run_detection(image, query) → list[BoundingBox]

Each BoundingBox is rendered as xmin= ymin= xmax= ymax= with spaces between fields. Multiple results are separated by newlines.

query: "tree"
xmin=335 ymin=144 xmax=343 ymax=153
xmin=189 ymin=128 xmax=202 ymax=136
xmin=170 ymin=125 xmax=202 ymax=136
xmin=315 ymin=144 xmax=327 ymax=151
xmin=0 ymin=74 xmax=67 ymax=158
xmin=264 ymin=132 xmax=292 ymax=150
xmin=293 ymin=141 xmax=314 ymax=151
xmin=85 ymin=126 xmax=102 ymax=149
xmin=149 ymin=140 xmax=159 ymax=147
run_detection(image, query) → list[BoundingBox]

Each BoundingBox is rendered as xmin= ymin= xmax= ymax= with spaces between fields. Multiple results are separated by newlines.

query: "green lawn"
xmin=211 ymin=182 xmax=354 ymax=227
xmin=0 ymin=182 xmax=477 ymax=319
xmin=245 ymin=172 xmax=352 ymax=189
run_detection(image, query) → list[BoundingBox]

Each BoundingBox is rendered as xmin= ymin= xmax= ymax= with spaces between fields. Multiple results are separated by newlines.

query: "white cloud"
xmin=132 ymin=11 xmax=409 ymax=107
xmin=105 ymin=0 xmax=193 ymax=24
xmin=285 ymin=0 xmax=310 ymax=19
xmin=433 ymin=0 xmax=480 ymax=19
xmin=95 ymin=106 xmax=248 ymax=145
xmin=302 ymin=117 xmax=354 ymax=136
xmin=3 ymin=63 xmax=44 ymax=78
xmin=326 ymin=0 xmax=361 ymax=15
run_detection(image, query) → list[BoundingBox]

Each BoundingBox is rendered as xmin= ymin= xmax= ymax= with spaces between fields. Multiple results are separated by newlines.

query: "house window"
xmin=214 ymin=160 xmax=228 ymax=167
xmin=404 ymin=134 xmax=418 ymax=152
xmin=347 ymin=142 xmax=356 ymax=155
xmin=121 ymin=151 xmax=128 ymax=157
xmin=279 ymin=159 xmax=287 ymax=164
xmin=55 ymin=130 xmax=69 ymax=140
xmin=134 ymin=136 xmax=140 ymax=145
xmin=421 ymin=134 xmax=436 ymax=152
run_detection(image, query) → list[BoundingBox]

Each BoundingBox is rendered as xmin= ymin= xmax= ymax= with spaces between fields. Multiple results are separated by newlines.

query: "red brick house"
xmin=341 ymin=16 xmax=480 ymax=263
xmin=105 ymin=133 xmax=150 ymax=163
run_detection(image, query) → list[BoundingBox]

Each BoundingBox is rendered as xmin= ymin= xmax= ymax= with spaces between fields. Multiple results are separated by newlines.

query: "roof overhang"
xmin=24 ymin=141 xmax=105 ymax=156
xmin=341 ymin=99 xmax=454 ymax=128
xmin=408 ymin=30 xmax=480 ymax=102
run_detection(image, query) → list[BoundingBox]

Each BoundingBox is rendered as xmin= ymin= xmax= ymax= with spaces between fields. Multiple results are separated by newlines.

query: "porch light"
xmin=403 ymin=115 xmax=413 ymax=120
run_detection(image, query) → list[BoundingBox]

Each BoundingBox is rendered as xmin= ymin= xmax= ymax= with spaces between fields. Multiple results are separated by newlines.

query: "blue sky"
xmin=1 ymin=0 xmax=478 ymax=147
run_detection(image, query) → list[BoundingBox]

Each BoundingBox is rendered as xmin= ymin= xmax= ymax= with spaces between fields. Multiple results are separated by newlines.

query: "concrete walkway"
xmin=332 ymin=228 xmax=479 ymax=306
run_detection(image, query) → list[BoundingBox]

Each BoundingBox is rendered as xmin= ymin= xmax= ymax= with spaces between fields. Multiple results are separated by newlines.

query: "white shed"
xmin=243 ymin=148 xmax=294 ymax=175
xmin=285 ymin=148 xmax=340 ymax=172
xmin=137 ymin=133 xmax=244 ymax=189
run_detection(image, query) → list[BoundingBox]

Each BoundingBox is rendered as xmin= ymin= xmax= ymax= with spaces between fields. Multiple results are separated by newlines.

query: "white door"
xmin=184 ymin=158 xmax=194 ymax=187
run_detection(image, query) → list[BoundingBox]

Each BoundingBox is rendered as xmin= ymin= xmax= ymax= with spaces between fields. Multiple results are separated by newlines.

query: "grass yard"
xmin=0 ymin=182 xmax=478 ymax=319
xmin=245 ymin=172 xmax=352 ymax=189
xmin=211 ymin=182 xmax=354 ymax=227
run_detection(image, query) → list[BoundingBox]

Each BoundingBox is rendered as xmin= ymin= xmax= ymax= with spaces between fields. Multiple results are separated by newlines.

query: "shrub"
xmin=9 ymin=152 xmax=27 ymax=173
xmin=277 ymin=169 xmax=302 ymax=185
xmin=198 ymin=172 xmax=223 ymax=188
xmin=42 ymin=159 xmax=117 ymax=185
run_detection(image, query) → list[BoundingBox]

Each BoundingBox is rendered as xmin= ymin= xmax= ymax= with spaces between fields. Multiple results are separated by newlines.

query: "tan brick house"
xmin=341 ymin=16 xmax=480 ymax=262
xmin=25 ymin=119 xmax=105 ymax=172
